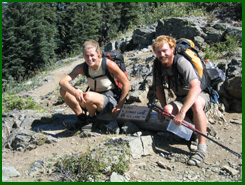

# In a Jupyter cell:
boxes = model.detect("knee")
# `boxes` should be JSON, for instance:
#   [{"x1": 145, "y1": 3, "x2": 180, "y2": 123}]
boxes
[
  {"x1": 60, "y1": 88, "x2": 66, "y2": 97},
  {"x1": 83, "y1": 92, "x2": 94, "y2": 103},
  {"x1": 164, "y1": 104, "x2": 174, "y2": 114},
  {"x1": 191, "y1": 99, "x2": 204, "y2": 113}
]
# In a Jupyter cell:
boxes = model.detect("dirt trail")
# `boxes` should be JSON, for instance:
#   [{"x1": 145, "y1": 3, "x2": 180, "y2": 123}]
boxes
[{"x1": 29, "y1": 58, "x2": 84, "y2": 101}]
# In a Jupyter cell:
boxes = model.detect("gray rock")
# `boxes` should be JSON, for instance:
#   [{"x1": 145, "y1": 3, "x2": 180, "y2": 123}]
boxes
[
  {"x1": 105, "y1": 135, "x2": 154, "y2": 159},
  {"x1": 110, "y1": 172, "x2": 127, "y2": 182},
  {"x1": 2, "y1": 166, "x2": 20, "y2": 177},
  {"x1": 105, "y1": 119, "x2": 120, "y2": 134},
  {"x1": 121, "y1": 121, "x2": 140, "y2": 134},
  {"x1": 221, "y1": 165, "x2": 239, "y2": 176}
]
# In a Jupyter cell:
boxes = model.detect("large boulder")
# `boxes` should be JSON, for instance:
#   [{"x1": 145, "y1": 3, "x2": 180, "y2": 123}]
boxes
[
  {"x1": 156, "y1": 17, "x2": 206, "y2": 41},
  {"x1": 132, "y1": 23, "x2": 157, "y2": 49}
]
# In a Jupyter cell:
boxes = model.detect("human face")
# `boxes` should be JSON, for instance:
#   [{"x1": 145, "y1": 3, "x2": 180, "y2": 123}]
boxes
[
  {"x1": 83, "y1": 47, "x2": 100, "y2": 68},
  {"x1": 155, "y1": 43, "x2": 174, "y2": 67}
]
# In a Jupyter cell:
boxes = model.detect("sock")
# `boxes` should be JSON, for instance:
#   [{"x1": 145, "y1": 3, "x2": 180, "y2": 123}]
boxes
[{"x1": 198, "y1": 144, "x2": 207, "y2": 153}]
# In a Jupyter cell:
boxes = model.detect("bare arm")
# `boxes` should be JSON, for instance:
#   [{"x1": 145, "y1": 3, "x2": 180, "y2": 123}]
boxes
[
  {"x1": 59, "y1": 63, "x2": 86, "y2": 102},
  {"x1": 156, "y1": 85, "x2": 167, "y2": 108},
  {"x1": 173, "y1": 78, "x2": 201, "y2": 125},
  {"x1": 107, "y1": 60, "x2": 130, "y2": 116},
  {"x1": 156, "y1": 85, "x2": 167, "y2": 122}
]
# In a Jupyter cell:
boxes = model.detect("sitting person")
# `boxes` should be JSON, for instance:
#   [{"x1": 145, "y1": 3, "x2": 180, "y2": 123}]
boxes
[
  {"x1": 59, "y1": 40, "x2": 130, "y2": 130},
  {"x1": 151, "y1": 35, "x2": 211, "y2": 166}
]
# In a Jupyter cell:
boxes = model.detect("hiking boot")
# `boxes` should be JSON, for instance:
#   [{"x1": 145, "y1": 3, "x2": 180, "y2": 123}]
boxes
[
  {"x1": 187, "y1": 149, "x2": 206, "y2": 166},
  {"x1": 86, "y1": 116, "x2": 99, "y2": 129},
  {"x1": 65, "y1": 114, "x2": 88, "y2": 131}
]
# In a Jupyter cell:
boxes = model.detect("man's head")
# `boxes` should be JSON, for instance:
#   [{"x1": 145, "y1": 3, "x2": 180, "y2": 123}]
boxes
[
  {"x1": 83, "y1": 40, "x2": 102, "y2": 67},
  {"x1": 152, "y1": 35, "x2": 176, "y2": 67}
]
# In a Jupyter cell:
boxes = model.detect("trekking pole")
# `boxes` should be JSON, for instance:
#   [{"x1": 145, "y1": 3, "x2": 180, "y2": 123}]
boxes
[{"x1": 147, "y1": 103, "x2": 242, "y2": 159}]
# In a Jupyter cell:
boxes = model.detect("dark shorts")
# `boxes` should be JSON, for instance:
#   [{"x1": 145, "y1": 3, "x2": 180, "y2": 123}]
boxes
[{"x1": 97, "y1": 90, "x2": 118, "y2": 121}]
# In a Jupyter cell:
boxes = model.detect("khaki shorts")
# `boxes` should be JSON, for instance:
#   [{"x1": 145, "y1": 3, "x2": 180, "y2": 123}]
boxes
[{"x1": 173, "y1": 91, "x2": 211, "y2": 113}]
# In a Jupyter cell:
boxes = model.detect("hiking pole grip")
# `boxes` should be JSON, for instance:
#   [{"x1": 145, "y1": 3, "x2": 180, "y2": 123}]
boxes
[{"x1": 148, "y1": 103, "x2": 242, "y2": 159}]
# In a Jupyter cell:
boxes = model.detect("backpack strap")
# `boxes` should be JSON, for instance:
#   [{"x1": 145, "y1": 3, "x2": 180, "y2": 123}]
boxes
[
  {"x1": 83, "y1": 59, "x2": 108, "y2": 92},
  {"x1": 83, "y1": 62, "x2": 89, "y2": 77}
]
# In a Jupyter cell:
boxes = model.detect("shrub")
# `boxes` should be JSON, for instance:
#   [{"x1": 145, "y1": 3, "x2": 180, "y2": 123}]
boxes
[
  {"x1": 204, "y1": 35, "x2": 240, "y2": 60},
  {"x1": 2, "y1": 94, "x2": 44, "y2": 113},
  {"x1": 52, "y1": 143, "x2": 130, "y2": 182}
]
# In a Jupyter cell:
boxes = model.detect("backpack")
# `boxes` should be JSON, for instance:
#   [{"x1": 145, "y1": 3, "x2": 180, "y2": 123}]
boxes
[
  {"x1": 174, "y1": 39, "x2": 225, "y2": 89},
  {"x1": 83, "y1": 50, "x2": 128, "y2": 101},
  {"x1": 174, "y1": 38, "x2": 223, "y2": 103},
  {"x1": 174, "y1": 38, "x2": 211, "y2": 90}
]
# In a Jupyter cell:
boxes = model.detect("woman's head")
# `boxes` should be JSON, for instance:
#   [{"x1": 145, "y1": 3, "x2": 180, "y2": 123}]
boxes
[
  {"x1": 83, "y1": 40, "x2": 102, "y2": 58},
  {"x1": 83, "y1": 40, "x2": 102, "y2": 67}
]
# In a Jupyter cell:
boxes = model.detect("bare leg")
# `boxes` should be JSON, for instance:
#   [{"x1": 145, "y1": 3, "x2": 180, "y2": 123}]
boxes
[
  {"x1": 191, "y1": 97, "x2": 207, "y2": 145},
  {"x1": 82, "y1": 92, "x2": 105, "y2": 117},
  {"x1": 60, "y1": 88, "x2": 83, "y2": 116}
]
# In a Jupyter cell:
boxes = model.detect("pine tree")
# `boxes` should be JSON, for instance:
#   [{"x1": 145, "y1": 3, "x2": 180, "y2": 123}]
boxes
[
  {"x1": 81, "y1": 2, "x2": 101, "y2": 43},
  {"x1": 99, "y1": 2, "x2": 120, "y2": 45},
  {"x1": 54, "y1": 2, "x2": 73, "y2": 57},
  {"x1": 2, "y1": 2, "x2": 57, "y2": 82},
  {"x1": 118, "y1": 2, "x2": 141, "y2": 32}
]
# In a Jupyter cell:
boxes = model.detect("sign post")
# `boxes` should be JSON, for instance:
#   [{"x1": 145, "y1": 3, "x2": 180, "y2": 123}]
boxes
[{"x1": 118, "y1": 105, "x2": 151, "y2": 122}]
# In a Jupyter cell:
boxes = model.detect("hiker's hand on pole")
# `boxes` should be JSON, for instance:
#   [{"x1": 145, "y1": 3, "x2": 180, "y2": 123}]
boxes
[
  {"x1": 75, "y1": 89, "x2": 86, "y2": 103},
  {"x1": 173, "y1": 111, "x2": 186, "y2": 126}
]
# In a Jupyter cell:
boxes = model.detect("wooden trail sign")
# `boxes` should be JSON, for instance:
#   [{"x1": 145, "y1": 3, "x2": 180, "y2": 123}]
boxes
[{"x1": 118, "y1": 105, "x2": 151, "y2": 122}]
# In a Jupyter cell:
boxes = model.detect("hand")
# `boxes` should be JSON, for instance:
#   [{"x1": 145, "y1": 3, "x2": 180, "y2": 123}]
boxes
[
  {"x1": 173, "y1": 111, "x2": 186, "y2": 126},
  {"x1": 75, "y1": 89, "x2": 86, "y2": 103},
  {"x1": 112, "y1": 106, "x2": 121, "y2": 118}
]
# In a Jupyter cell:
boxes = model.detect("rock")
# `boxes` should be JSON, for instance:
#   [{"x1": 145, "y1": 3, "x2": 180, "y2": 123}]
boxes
[
  {"x1": 2, "y1": 166, "x2": 20, "y2": 177},
  {"x1": 105, "y1": 135, "x2": 154, "y2": 159},
  {"x1": 156, "y1": 17, "x2": 206, "y2": 41},
  {"x1": 207, "y1": 125, "x2": 217, "y2": 137},
  {"x1": 229, "y1": 118, "x2": 242, "y2": 125},
  {"x1": 105, "y1": 119, "x2": 120, "y2": 134},
  {"x1": 28, "y1": 160, "x2": 45, "y2": 176},
  {"x1": 132, "y1": 24, "x2": 156, "y2": 49},
  {"x1": 221, "y1": 165, "x2": 239, "y2": 176},
  {"x1": 121, "y1": 121, "x2": 141, "y2": 134},
  {"x1": 224, "y1": 58, "x2": 242, "y2": 99},
  {"x1": 110, "y1": 172, "x2": 127, "y2": 182}
]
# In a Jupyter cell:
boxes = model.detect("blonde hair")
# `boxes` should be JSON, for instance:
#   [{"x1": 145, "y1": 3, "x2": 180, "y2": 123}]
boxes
[
  {"x1": 83, "y1": 40, "x2": 102, "y2": 58},
  {"x1": 152, "y1": 35, "x2": 176, "y2": 53}
]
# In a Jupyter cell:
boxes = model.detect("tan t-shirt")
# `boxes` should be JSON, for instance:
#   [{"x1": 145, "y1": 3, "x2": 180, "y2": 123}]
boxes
[{"x1": 153, "y1": 55, "x2": 199, "y2": 97}]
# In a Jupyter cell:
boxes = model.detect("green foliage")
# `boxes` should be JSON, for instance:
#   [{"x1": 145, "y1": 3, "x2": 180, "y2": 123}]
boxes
[
  {"x1": 52, "y1": 143, "x2": 130, "y2": 182},
  {"x1": 2, "y1": 2, "x2": 57, "y2": 82},
  {"x1": 141, "y1": 2, "x2": 204, "y2": 25},
  {"x1": 2, "y1": 94, "x2": 44, "y2": 113},
  {"x1": 194, "y1": 2, "x2": 242, "y2": 20},
  {"x1": 204, "y1": 35, "x2": 241, "y2": 61}
]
